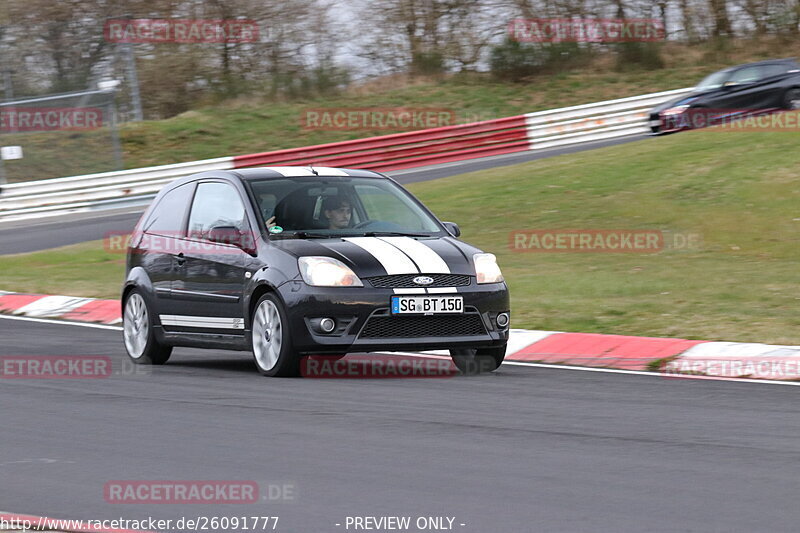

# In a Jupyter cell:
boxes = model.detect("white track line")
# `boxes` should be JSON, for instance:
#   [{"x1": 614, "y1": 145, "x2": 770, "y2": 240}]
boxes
[
  {"x1": 3, "y1": 314, "x2": 798, "y2": 387},
  {"x1": 0, "y1": 313, "x2": 123, "y2": 331},
  {"x1": 377, "y1": 351, "x2": 800, "y2": 387}
]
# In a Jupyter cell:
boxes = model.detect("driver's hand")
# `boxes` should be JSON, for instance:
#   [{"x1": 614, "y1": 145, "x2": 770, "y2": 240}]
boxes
[{"x1": 266, "y1": 216, "x2": 276, "y2": 229}]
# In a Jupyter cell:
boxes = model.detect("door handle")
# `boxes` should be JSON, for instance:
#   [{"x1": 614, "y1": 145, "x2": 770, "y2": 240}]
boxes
[{"x1": 175, "y1": 253, "x2": 186, "y2": 266}]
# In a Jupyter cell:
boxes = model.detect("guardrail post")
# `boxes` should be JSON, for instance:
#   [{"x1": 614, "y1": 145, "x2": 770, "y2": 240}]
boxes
[{"x1": 0, "y1": 157, "x2": 6, "y2": 192}]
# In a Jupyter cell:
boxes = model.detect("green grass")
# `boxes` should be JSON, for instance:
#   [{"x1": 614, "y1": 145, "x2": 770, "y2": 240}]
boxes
[
  {"x1": 5, "y1": 37, "x2": 796, "y2": 182},
  {"x1": 410, "y1": 125, "x2": 800, "y2": 344},
  {"x1": 3, "y1": 124, "x2": 800, "y2": 344},
  {"x1": 0, "y1": 241, "x2": 125, "y2": 300}
]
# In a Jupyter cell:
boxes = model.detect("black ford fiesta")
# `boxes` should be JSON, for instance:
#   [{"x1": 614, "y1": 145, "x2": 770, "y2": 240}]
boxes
[{"x1": 122, "y1": 166, "x2": 510, "y2": 376}]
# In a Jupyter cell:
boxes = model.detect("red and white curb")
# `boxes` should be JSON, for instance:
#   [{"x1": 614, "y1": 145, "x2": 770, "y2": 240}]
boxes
[
  {"x1": 0, "y1": 292, "x2": 121, "y2": 325},
  {"x1": 1, "y1": 291, "x2": 799, "y2": 381}
]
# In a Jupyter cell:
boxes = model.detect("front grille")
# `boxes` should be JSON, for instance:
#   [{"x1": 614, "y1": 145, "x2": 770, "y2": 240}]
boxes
[
  {"x1": 366, "y1": 274, "x2": 471, "y2": 289},
  {"x1": 359, "y1": 312, "x2": 487, "y2": 339}
]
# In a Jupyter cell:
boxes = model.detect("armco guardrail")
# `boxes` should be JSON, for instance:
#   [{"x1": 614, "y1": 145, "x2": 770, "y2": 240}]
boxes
[
  {"x1": 232, "y1": 115, "x2": 530, "y2": 172},
  {"x1": 0, "y1": 87, "x2": 692, "y2": 222}
]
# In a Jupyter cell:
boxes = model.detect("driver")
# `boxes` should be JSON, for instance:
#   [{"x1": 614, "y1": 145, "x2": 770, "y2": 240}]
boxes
[
  {"x1": 265, "y1": 194, "x2": 353, "y2": 231},
  {"x1": 322, "y1": 195, "x2": 352, "y2": 230}
]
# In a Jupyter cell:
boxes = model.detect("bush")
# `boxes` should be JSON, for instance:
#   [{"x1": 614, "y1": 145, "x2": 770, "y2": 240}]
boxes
[
  {"x1": 489, "y1": 38, "x2": 542, "y2": 81},
  {"x1": 411, "y1": 51, "x2": 446, "y2": 76},
  {"x1": 615, "y1": 42, "x2": 665, "y2": 71},
  {"x1": 490, "y1": 38, "x2": 595, "y2": 81}
]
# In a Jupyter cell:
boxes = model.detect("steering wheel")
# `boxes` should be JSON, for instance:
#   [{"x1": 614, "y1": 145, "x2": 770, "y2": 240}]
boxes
[{"x1": 353, "y1": 220, "x2": 376, "y2": 229}]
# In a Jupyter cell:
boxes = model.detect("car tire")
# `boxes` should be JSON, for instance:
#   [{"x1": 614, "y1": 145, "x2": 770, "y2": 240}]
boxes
[
  {"x1": 123, "y1": 290, "x2": 172, "y2": 365},
  {"x1": 251, "y1": 293, "x2": 300, "y2": 377},
  {"x1": 450, "y1": 345, "x2": 506, "y2": 375},
  {"x1": 783, "y1": 88, "x2": 800, "y2": 110}
]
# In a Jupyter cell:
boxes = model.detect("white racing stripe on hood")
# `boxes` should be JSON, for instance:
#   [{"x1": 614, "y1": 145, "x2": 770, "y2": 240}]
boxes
[
  {"x1": 378, "y1": 237, "x2": 450, "y2": 273},
  {"x1": 343, "y1": 237, "x2": 419, "y2": 274}
]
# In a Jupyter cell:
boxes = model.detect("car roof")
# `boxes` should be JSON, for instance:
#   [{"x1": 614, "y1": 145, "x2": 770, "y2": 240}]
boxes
[
  {"x1": 163, "y1": 167, "x2": 389, "y2": 192},
  {"x1": 232, "y1": 167, "x2": 386, "y2": 180}
]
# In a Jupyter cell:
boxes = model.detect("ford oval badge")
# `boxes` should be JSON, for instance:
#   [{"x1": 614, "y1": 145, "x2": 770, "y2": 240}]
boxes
[{"x1": 413, "y1": 276, "x2": 434, "y2": 286}]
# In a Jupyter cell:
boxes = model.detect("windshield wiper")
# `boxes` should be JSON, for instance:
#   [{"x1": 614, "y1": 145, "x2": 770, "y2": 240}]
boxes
[
  {"x1": 272, "y1": 231, "x2": 343, "y2": 239},
  {"x1": 360, "y1": 231, "x2": 432, "y2": 238}
]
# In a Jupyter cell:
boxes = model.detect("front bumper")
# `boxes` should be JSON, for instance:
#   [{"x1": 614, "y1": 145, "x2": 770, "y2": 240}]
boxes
[
  {"x1": 649, "y1": 114, "x2": 684, "y2": 134},
  {"x1": 276, "y1": 279, "x2": 510, "y2": 354}
]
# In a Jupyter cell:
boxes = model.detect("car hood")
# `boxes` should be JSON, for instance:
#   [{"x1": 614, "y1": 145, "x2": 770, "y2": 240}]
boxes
[{"x1": 270, "y1": 235, "x2": 481, "y2": 278}]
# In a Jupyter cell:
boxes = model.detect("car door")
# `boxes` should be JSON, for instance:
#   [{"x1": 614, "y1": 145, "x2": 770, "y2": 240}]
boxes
[
  {"x1": 711, "y1": 66, "x2": 772, "y2": 111},
  {"x1": 759, "y1": 63, "x2": 796, "y2": 107},
  {"x1": 167, "y1": 180, "x2": 251, "y2": 334},
  {"x1": 136, "y1": 182, "x2": 195, "y2": 315}
]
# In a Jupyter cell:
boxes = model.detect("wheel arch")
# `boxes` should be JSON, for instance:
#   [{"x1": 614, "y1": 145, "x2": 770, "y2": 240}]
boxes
[
  {"x1": 121, "y1": 266, "x2": 155, "y2": 314},
  {"x1": 247, "y1": 282, "x2": 283, "y2": 328}
]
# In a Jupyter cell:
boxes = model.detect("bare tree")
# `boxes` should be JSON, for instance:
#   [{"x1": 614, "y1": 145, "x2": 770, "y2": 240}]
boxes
[
  {"x1": 357, "y1": 0, "x2": 507, "y2": 75},
  {"x1": 709, "y1": 0, "x2": 733, "y2": 36}
]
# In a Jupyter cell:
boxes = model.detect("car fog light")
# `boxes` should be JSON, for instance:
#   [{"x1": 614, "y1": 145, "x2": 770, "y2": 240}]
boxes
[
  {"x1": 496, "y1": 313, "x2": 510, "y2": 328},
  {"x1": 319, "y1": 317, "x2": 336, "y2": 333}
]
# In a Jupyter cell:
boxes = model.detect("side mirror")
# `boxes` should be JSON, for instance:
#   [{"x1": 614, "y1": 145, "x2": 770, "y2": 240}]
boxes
[
  {"x1": 442, "y1": 221, "x2": 461, "y2": 237},
  {"x1": 207, "y1": 226, "x2": 258, "y2": 255}
]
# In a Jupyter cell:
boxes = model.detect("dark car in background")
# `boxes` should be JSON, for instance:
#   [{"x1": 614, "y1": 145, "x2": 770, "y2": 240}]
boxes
[
  {"x1": 649, "y1": 58, "x2": 800, "y2": 134},
  {"x1": 121, "y1": 167, "x2": 510, "y2": 377}
]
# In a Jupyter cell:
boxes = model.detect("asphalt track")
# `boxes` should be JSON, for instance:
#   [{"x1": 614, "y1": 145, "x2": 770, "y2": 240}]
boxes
[
  {"x1": 4, "y1": 132, "x2": 799, "y2": 532},
  {"x1": 0, "y1": 134, "x2": 648, "y2": 255},
  {"x1": 1, "y1": 316, "x2": 799, "y2": 533}
]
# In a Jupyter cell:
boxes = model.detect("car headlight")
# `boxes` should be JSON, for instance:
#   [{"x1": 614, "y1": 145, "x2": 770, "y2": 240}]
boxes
[
  {"x1": 474, "y1": 253, "x2": 504, "y2": 284},
  {"x1": 661, "y1": 105, "x2": 690, "y2": 115},
  {"x1": 298, "y1": 256, "x2": 363, "y2": 287}
]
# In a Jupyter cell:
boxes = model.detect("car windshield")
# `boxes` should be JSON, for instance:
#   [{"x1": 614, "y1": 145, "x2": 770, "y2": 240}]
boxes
[
  {"x1": 248, "y1": 176, "x2": 444, "y2": 237},
  {"x1": 696, "y1": 70, "x2": 730, "y2": 91}
]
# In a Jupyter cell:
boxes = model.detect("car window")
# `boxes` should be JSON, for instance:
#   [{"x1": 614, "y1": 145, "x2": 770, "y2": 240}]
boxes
[
  {"x1": 762, "y1": 64, "x2": 789, "y2": 78},
  {"x1": 187, "y1": 182, "x2": 248, "y2": 239},
  {"x1": 696, "y1": 70, "x2": 730, "y2": 90},
  {"x1": 728, "y1": 66, "x2": 761, "y2": 84},
  {"x1": 356, "y1": 184, "x2": 425, "y2": 230},
  {"x1": 249, "y1": 177, "x2": 442, "y2": 236},
  {"x1": 256, "y1": 192, "x2": 277, "y2": 220},
  {"x1": 144, "y1": 183, "x2": 195, "y2": 236}
]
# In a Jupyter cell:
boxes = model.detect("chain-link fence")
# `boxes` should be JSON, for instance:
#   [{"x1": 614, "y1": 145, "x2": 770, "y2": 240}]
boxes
[{"x1": 0, "y1": 89, "x2": 123, "y2": 184}]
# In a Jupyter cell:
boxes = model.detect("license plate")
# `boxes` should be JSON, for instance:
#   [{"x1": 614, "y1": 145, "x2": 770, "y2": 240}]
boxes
[{"x1": 391, "y1": 295, "x2": 463, "y2": 314}]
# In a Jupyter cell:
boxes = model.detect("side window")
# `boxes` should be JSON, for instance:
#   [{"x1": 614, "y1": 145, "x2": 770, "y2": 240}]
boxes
[
  {"x1": 728, "y1": 66, "x2": 761, "y2": 84},
  {"x1": 187, "y1": 182, "x2": 248, "y2": 239},
  {"x1": 144, "y1": 184, "x2": 195, "y2": 236},
  {"x1": 763, "y1": 64, "x2": 788, "y2": 78}
]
